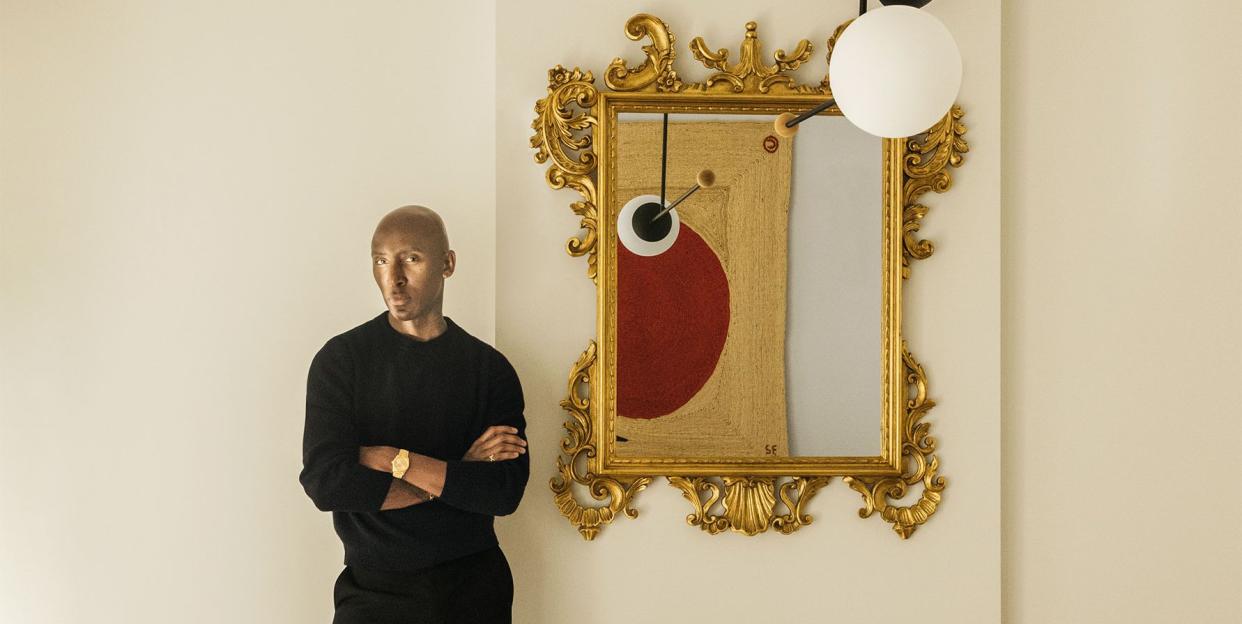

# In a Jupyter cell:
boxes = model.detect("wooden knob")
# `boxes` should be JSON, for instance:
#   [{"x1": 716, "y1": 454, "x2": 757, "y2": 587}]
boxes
[
  {"x1": 696, "y1": 169, "x2": 716, "y2": 188},
  {"x1": 773, "y1": 112, "x2": 799, "y2": 138}
]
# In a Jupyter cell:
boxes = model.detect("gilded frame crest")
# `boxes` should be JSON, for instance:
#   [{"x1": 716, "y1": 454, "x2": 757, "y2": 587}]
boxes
[{"x1": 531, "y1": 14, "x2": 968, "y2": 539}]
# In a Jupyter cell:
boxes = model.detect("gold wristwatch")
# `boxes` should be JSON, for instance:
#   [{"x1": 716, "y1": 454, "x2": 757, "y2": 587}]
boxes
[{"x1": 390, "y1": 449, "x2": 410, "y2": 479}]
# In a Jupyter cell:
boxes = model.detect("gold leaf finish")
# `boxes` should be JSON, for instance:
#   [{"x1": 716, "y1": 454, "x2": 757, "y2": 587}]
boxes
[
  {"x1": 687, "y1": 21, "x2": 824, "y2": 94},
  {"x1": 721, "y1": 477, "x2": 777, "y2": 536},
  {"x1": 668, "y1": 477, "x2": 729, "y2": 534},
  {"x1": 773, "y1": 477, "x2": 833, "y2": 534},
  {"x1": 533, "y1": 14, "x2": 969, "y2": 540},
  {"x1": 667, "y1": 476, "x2": 831, "y2": 535},
  {"x1": 818, "y1": 18, "x2": 855, "y2": 93},
  {"x1": 530, "y1": 66, "x2": 601, "y2": 280},
  {"x1": 901, "y1": 105, "x2": 969, "y2": 278},
  {"x1": 604, "y1": 14, "x2": 682, "y2": 93},
  {"x1": 549, "y1": 342, "x2": 652, "y2": 540},
  {"x1": 844, "y1": 343, "x2": 946, "y2": 538}
]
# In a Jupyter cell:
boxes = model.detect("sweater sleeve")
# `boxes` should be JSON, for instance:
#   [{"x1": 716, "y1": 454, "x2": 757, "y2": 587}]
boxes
[
  {"x1": 299, "y1": 336, "x2": 393, "y2": 512},
  {"x1": 438, "y1": 352, "x2": 530, "y2": 516}
]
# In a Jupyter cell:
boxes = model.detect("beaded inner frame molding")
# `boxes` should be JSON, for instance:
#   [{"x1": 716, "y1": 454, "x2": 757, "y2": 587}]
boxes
[{"x1": 530, "y1": 13, "x2": 968, "y2": 539}]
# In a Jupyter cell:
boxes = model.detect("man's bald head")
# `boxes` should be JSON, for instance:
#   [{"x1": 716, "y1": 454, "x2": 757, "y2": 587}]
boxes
[
  {"x1": 372, "y1": 205, "x2": 450, "y2": 257},
  {"x1": 370, "y1": 205, "x2": 456, "y2": 328}
]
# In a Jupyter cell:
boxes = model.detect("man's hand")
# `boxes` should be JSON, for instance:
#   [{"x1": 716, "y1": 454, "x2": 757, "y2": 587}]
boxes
[
  {"x1": 359, "y1": 445, "x2": 400, "y2": 473},
  {"x1": 463, "y1": 426, "x2": 527, "y2": 462}
]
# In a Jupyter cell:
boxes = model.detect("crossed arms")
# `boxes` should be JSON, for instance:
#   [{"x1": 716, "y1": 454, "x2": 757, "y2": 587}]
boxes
[
  {"x1": 357, "y1": 426, "x2": 528, "y2": 511},
  {"x1": 299, "y1": 337, "x2": 530, "y2": 517}
]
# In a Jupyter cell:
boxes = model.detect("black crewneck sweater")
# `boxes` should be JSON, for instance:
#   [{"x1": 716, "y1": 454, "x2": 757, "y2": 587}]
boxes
[{"x1": 299, "y1": 313, "x2": 528, "y2": 571}]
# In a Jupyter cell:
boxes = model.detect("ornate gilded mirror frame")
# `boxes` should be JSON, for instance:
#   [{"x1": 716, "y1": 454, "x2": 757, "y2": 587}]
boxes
[{"x1": 530, "y1": 14, "x2": 968, "y2": 540}]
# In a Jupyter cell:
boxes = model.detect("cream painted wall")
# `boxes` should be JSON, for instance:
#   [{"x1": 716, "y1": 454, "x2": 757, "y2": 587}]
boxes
[
  {"x1": 1001, "y1": 1, "x2": 1242, "y2": 622},
  {"x1": 495, "y1": 1, "x2": 1000, "y2": 623},
  {"x1": 0, "y1": 2, "x2": 494, "y2": 622},
  {"x1": 6, "y1": 1, "x2": 1235, "y2": 623}
]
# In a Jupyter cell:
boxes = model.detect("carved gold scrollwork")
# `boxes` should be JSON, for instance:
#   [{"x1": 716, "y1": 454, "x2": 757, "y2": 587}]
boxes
[
  {"x1": 844, "y1": 343, "x2": 945, "y2": 538},
  {"x1": 549, "y1": 342, "x2": 652, "y2": 540},
  {"x1": 667, "y1": 477, "x2": 729, "y2": 534},
  {"x1": 667, "y1": 476, "x2": 832, "y2": 536},
  {"x1": 818, "y1": 18, "x2": 855, "y2": 94},
  {"x1": 605, "y1": 13, "x2": 682, "y2": 93},
  {"x1": 535, "y1": 14, "x2": 966, "y2": 541},
  {"x1": 773, "y1": 477, "x2": 834, "y2": 534},
  {"x1": 901, "y1": 105, "x2": 969, "y2": 278},
  {"x1": 530, "y1": 66, "x2": 601, "y2": 281},
  {"x1": 687, "y1": 21, "x2": 824, "y2": 94}
]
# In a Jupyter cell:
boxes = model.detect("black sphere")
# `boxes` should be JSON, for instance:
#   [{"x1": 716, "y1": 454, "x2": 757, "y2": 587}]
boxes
[{"x1": 632, "y1": 201, "x2": 673, "y2": 243}]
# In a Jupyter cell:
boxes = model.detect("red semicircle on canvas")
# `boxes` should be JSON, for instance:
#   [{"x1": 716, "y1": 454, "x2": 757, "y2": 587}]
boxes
[{"x1": 617, "y1": 223, "x2": 730, "y2": 419}]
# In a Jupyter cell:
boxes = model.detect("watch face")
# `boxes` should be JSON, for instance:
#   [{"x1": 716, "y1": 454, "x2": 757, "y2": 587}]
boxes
[{"x1": 392, "y1": 456, "x2": 409, "y2": 472}]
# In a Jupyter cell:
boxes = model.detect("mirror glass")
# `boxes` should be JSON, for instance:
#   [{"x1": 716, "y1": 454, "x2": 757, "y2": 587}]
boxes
[{"x1": 611, "y1": 111, "x2": 882, "y2": 459}]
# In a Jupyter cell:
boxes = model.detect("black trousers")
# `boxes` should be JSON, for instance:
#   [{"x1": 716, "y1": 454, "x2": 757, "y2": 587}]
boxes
[{"x1": 332, "y1": 545, "x2": 513, "y2": 624}]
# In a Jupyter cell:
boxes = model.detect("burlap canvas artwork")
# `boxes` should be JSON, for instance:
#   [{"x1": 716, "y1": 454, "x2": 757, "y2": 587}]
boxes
[{"x1": 614, "y1": 120, "x2": 794, "y2": 458}]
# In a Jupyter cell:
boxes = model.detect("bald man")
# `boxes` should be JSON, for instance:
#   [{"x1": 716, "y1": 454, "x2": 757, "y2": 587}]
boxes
[{"x1": 300, "y1": 206, "x2": 529, "y2": 623}]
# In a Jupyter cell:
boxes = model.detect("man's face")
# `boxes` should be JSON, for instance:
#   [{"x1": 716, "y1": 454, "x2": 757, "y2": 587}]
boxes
[{"x1": 371, "y1": 225, "x2": 455, "y2": 322}]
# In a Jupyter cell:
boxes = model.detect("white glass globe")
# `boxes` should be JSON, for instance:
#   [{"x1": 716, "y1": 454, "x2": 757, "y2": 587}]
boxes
[{"x1": 828, "y1": 5, "x2": 962, "y2": 138}]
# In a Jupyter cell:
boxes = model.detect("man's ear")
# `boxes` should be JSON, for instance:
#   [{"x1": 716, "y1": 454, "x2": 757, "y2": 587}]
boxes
[{"x1": 443, "y1": 250, "x2": 456, "y2": 278}]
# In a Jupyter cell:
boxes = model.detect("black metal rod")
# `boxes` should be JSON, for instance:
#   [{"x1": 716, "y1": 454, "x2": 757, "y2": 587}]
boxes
[
  {"x1": 659, "y1": 113, "x2": 668, "y2": 207},
  {"x1": 859, "y1": 0, "x2": 867, "y2": 16},
  {"x1": 651, "y1": 185, "x2": 701, "y2": 222},
  {"x1": 784, "y1": 98, "x2": 837, "y2": 128}
]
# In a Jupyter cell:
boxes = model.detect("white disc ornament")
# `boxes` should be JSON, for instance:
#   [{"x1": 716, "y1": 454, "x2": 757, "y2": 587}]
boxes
[{"x1": 617, "y1": 194, "x2": 679, "y2": 257}]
